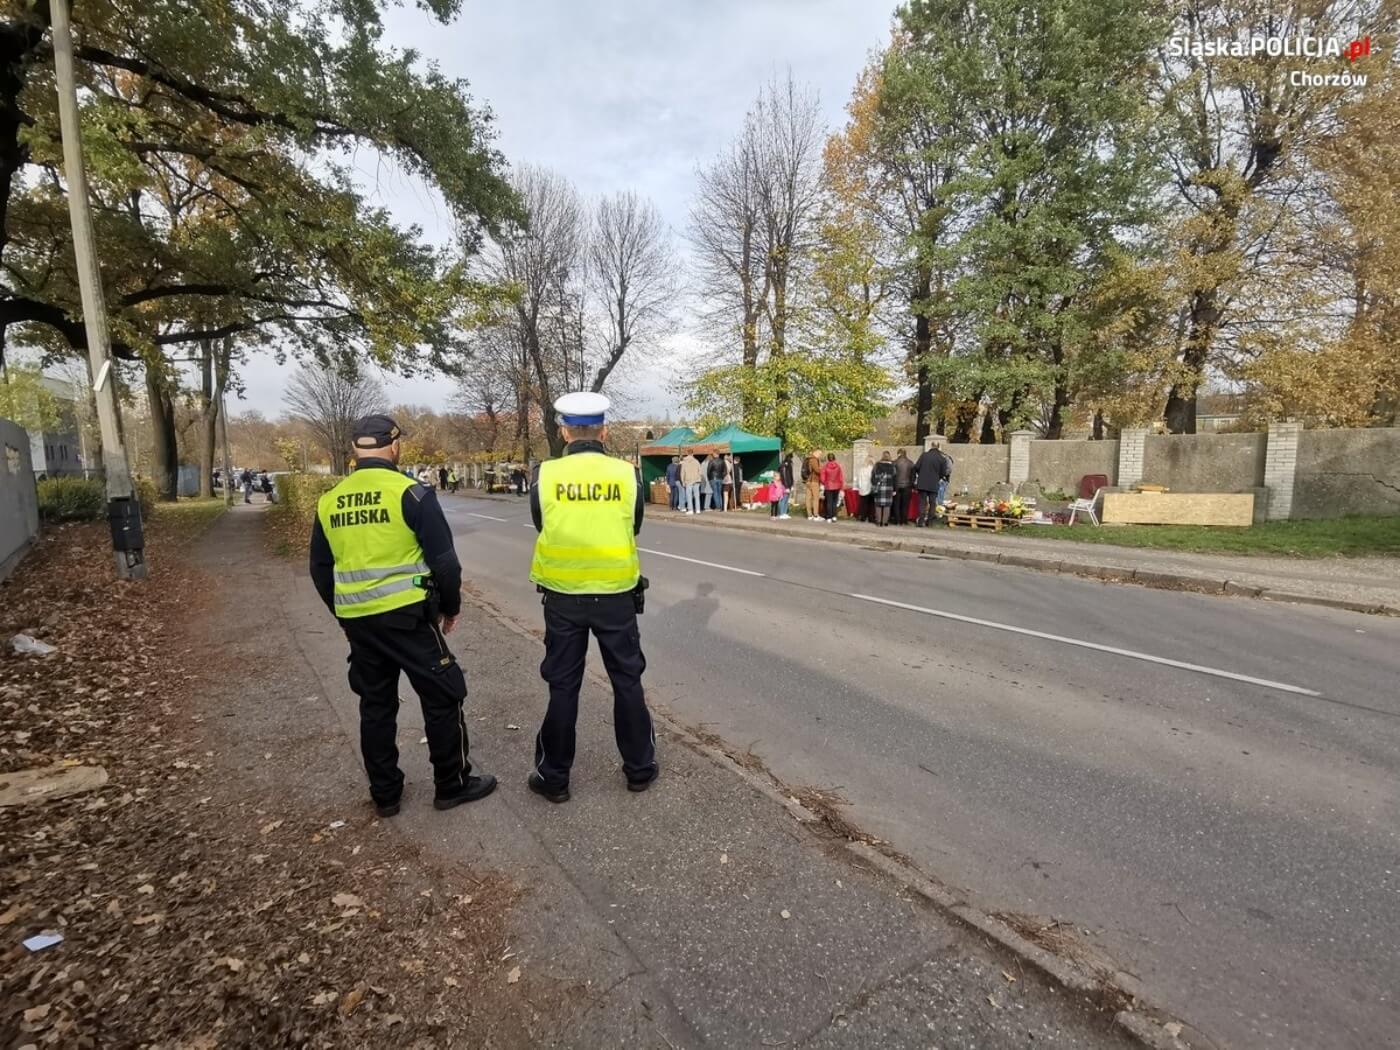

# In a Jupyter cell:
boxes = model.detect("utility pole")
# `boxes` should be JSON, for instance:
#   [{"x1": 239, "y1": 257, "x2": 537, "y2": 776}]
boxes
[{"x1": 49, "y1": 0, "x2": 146, "y2": 579}]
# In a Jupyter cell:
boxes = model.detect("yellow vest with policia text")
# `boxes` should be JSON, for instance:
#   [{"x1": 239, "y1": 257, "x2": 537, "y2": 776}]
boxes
[
  {"x1": 316, "y1": 467, "x2": 429, "y2": 618},
  {"x1": 530, "y1": 452, "x2": 640, "y2": 595}
]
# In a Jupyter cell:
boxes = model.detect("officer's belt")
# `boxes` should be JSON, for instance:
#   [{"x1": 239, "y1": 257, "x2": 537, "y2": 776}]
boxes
[{"x1": 333, "y1": 561, "x2": 429, "y2": 584}]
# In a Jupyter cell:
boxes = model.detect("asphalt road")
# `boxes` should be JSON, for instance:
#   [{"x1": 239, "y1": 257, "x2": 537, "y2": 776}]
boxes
[{"x1": 444, "y1": 493, "x2": 1400, "y2": 1050}]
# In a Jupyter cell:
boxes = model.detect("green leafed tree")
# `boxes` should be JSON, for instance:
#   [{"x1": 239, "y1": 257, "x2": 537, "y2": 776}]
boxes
[
  {"x1": 684, "y1": 354, "x2": 891, "y2": 453},
  {"x1": 895, "y1": 0, "x2": 1166, "y2": 441},
  {"x1": 0, "y1": 0, "x2": 521, "y2": 495}
]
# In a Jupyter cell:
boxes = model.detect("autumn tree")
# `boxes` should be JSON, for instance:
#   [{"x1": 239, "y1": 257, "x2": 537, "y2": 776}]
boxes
[
  {"x1": 475, "y1": 166, "x2": 673, "y2": 457},
  {"x1": 282, "y1": 364, "x2": 386, "y2": 474},
  {"x1": 0, "y1": 0, "x2": 520, "y2": 492},
  {"x1": 1242, "y1": 58, "x2": 1400, "y2": 426},
  {"x1": 1150, "y1": 0, "x2": 1393, "y2": 432}
]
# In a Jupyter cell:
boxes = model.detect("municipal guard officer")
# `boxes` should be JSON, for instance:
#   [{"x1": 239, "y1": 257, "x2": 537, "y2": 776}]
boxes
[
  {"x1": 309, "y1": 414, "x2": 496, "y2": 817},
  {"x1": 526, "y1": 392, "x2": 659, "y2": 803}
]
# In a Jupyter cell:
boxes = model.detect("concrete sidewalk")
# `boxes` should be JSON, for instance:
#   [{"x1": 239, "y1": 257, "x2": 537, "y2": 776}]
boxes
[
  {"x1": 199, "y1": 503, "x2": 1165, "y2": 1048},
  {"x1": 638, "y1": 503, "x2": 1400, "y2": 615}
]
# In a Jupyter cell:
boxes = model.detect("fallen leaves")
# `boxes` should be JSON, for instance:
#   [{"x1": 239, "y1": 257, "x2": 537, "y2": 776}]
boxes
[
  {"x1": 332, "y1": 892, "x2": 364, "y2": 910},
  {"x1": 506, "y1": 966, "x2": 521, "y2": 985},
  {"x1": 340, "y1": 985, "x2": 366, "y2": 1016}
]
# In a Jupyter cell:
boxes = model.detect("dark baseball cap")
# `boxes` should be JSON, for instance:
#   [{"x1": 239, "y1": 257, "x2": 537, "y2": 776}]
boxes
[{"x1": 352, "y1": 414, "x2": 403, "y2": 449}]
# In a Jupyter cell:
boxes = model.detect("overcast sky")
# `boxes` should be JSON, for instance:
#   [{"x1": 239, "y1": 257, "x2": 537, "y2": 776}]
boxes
[{"x1": 237, "y1": 0, "x2": 897, "y2": 420}]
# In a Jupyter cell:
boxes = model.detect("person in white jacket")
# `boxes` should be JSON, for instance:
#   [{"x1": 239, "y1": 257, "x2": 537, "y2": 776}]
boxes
[{"x1": 856, "y1": 456, "x2": 874, "y2": 523}]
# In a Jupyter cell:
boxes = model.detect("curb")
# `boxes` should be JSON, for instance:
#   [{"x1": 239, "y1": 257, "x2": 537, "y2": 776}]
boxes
[
  {"x1": 463, "y1": 580, "x2": 1202, "y2": 1050},
  {"x1": 654, "y1": 511, "x2": 1399, "y2": 617}
]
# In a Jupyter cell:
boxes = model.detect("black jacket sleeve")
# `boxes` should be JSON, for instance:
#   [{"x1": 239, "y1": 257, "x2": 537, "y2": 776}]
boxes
[
  {"x1": 634, "y1": 468, "x2": 644, "y2": 536},
  {"x1": 403, "y1": 484, "x2": 463, "y2": 618},
  {"x1": 530, "y1": 463, "x2": 543, "y2": 531},
  {"x1": 308, "y1": 517, "x2": 335, "y2": 614}
]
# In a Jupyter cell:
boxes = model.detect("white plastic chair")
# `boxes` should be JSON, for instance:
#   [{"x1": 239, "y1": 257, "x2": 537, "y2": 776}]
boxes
[{"x1": 1066, "y1": 487, "x2": 1103, "y2": 526}]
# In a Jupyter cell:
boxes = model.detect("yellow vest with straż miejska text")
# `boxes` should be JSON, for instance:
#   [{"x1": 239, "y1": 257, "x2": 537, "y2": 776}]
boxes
[
  {"x1": 529, "y1": 452, "x2": 639, "y2": 595},
  {"x1": 317, "y1": 467, "x2": 428, "y2": 618}
]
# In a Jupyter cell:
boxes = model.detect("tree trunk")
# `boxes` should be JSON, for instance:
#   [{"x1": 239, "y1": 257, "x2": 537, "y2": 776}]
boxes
[
  {"x1": 980, "y1": 411, "x2": 998, "y2": 445},
  {"x1": 145, "y1": 364, "x2": 179, "y2": 500},
  {"x1": 911, "y1": 265, "x2": 933, "y2": 443},
  {"x1": 950, "y1": 398, "x2": 980, "y2": 443},
  {"x1": 1044, "y1": 372, "x2": 1070, "y2": 440},
  {"x1": 197, "y1": 337, "x2": 229, "y2": 497}
]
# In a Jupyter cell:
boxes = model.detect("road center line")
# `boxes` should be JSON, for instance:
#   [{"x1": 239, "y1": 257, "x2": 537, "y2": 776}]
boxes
[
  {"x1": 849, "y1": 593, "x2": 1320, "y2": 696},
  {"x1": 466, "y1": 512, "x2": 509, "y2": 522},
  {"x1": 639, "y1": 548, "x2": 766, "y2": 577}
]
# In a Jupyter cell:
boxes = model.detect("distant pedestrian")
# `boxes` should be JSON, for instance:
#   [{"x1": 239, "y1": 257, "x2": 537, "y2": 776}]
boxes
[
  {"x1": 240, "y1": 468, "x2": 253, "y2": 504},
  {"x1": 706, "y1": 454, "x2": 725, "y2": 511},
  {"x1": 804, "y1": 450, "x2": 822, "y2": 520},
  {"x1": 820, "y1": 453, "x2": 844, "y2": 522},
  {"x1": 872, "y1": 451, "x2": 896, "y2": 526},
  {"x1": 913, "y1": 444, "x2": 947, "y2": 527},
  {"x1": 731, "y1": 455, "x2": 744, "y2": 510},
  {"x1": 670, "y1": 457, "x2": 684, "y2": 508},
  {"x1": 893, "y1": 449, "x2": 914, "y2": 525},
  {"x1": 856, "y1": 456, "x2": 874, "y2": 522},
  {"x1": 777, "y1": 453, "x2": 795, "y2": 519},
  {"x1": 259, "y1": 471, "x2": 277, "y2": 504},
  {"x1": 416, "y1": 466, "x2": 432, "y2": 486},
  {"x1": 768, "y1": 469, "x2": 786, "y2": 518},
  {"x1": 679, "y1": 451, "x2": 703, "y2": 513},
  {"x1": 438, "y1": 465, "x2": 449, "y2": 491},
  {"x1": 719, "y1": 453, "x2": 735, "y2": 510},
  {"x1": 513, "y1": 466, "x2": 527, "y2": 496},
  {"x1": 448, "y1": 468, "x2": 459, "y2": 493}
]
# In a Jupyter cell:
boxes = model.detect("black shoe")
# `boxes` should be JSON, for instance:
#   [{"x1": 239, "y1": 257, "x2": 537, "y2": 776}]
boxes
[
  {"x1": 527, "y1": 772, "x2": 570, "y2": 804},
  {"x1": 433, "y1": 774, "x2": 498, "y2": 811},
  {"x1": 626, "y1": 765, "x2": 660, "y2": 793},
  {"x1": 374, "y1": 798, "x2": 401, "y2": 818}
]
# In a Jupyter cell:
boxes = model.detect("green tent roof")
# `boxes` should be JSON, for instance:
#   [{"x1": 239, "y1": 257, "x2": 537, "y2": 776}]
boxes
[
  {"x1": 639, "y1": 426, "x2": 699, "y2": 456},
  {"x1": 693, "y1": 423, "x2": 781, "y2": 453}
]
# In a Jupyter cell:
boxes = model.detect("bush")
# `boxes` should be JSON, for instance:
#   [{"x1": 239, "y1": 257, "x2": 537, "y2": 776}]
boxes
[
  {"x1": 267, "y1": 473, "x2": 341, "y2": 554},
  {"x1": 133, "y1": 477, "x2": 157, "y2": 517},
  {"x1": 37, "y1": 477, "x2": 105, "y2": 521}
]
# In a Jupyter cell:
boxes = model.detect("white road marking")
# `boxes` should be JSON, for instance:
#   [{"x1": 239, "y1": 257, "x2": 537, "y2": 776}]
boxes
[
  {"x1": 848, "y1": 593, "x2": 1321, "y2": 697},
  {"x1": 639, "y1": 548, "x2": 766, "y2": 577},
  {"x1": 467, "y1": 512, "x2": 509, "y2": 522}
]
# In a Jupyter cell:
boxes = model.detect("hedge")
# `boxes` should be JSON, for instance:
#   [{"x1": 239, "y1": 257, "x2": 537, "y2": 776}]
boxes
[
  {"x1": 37, "y1": 477, "x2": 105, "y2": 521},
  {"x1": 38, "y1": 475, "x2": 179, "y2": 522},
  {"x1": 267, "y1": 473, "x2": 341, "y2": 553}
]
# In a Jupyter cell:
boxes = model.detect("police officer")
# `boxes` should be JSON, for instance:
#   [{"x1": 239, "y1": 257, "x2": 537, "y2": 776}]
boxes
[
  {"x1": 526, "y1": 392, "x2": 658, "y2": 803},
  {"x1": 309, "y1": 414, "x2": 496, "y2": 817}
]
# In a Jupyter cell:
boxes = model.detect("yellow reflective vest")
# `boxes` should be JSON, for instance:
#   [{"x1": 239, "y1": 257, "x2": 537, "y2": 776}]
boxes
[
  {"x1": 530, "y1": 452, "x2": 640, "y2": 594},
  {"x1": 316, "y1": 466, "x2": 429, "y2": 618}
]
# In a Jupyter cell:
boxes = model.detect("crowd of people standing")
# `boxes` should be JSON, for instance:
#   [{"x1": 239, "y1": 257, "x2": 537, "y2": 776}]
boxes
[
  {"x1": 663, "y1": 444, "x2": 954, "y2": 527},
  {"x1": 666, "y1": 451, "x2": 749, "y2": 513}
]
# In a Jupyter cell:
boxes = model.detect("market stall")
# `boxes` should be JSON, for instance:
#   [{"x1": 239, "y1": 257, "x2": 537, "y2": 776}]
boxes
[
  {"x1": 687, "y1": 423, "x2": 782, "y2": 505},
  {"x1": 639, "y1": 426, "x2": 700, "y2": 503}
]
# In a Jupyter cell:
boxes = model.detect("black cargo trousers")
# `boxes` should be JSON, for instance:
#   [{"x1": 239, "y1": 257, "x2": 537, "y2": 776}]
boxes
[
  {"x1": 533, "y1": 590, "x2": 657, "y2": 791},
  {"x1": 341, "y1": 601, "x2": 471, "y2": 807}
]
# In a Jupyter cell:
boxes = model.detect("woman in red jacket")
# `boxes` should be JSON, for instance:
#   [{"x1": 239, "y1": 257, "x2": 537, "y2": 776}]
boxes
[{"x1": 819, "y1": 453, "x2": 844, "y2": 522}]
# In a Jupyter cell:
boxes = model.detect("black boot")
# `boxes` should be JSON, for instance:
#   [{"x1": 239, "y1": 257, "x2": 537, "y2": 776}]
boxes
[{"x1": 433, "y1": 774, "x2": 498, "y2": 810}]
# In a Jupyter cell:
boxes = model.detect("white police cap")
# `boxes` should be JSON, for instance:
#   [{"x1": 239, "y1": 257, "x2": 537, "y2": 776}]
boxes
[{"x1": 554, "y1": 391, "x2": 610, "y2": 426}]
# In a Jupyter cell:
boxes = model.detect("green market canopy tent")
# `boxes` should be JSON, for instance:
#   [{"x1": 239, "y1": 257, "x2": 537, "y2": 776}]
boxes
[
  {"x1": 639, "y1": 427, "x2": 700, "y2": 486},
  {"x1": 689, "y1": 423, "x2": 782, "y2": 480}
]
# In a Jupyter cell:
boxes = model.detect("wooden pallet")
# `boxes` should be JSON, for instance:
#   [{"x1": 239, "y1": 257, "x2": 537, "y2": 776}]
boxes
[{"x1": 945, "y1": 513, "x2": 1018, "y2": 532}]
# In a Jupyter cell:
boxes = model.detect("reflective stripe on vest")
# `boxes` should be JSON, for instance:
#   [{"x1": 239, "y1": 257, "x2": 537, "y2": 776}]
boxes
[
  {"x1": 333, "y1": 561, "x2": 429, "y2": 584},
  {"x1": 316, "y1": 467, "x2": 430, "y2": 618},
  {"x1": 529, "y1": 452, "x2": 639, "y2": 595}
]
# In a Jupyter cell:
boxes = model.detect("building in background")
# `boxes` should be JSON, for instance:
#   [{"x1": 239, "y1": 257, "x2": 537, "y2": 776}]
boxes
[{"x1": 28, "y1": 375, "x2": 88, "y2": 478}]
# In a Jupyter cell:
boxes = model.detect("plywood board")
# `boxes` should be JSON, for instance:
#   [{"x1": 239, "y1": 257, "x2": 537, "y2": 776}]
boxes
[{"x1": 1102, "y1": 492, "x2": 1253, "y2": 527}]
